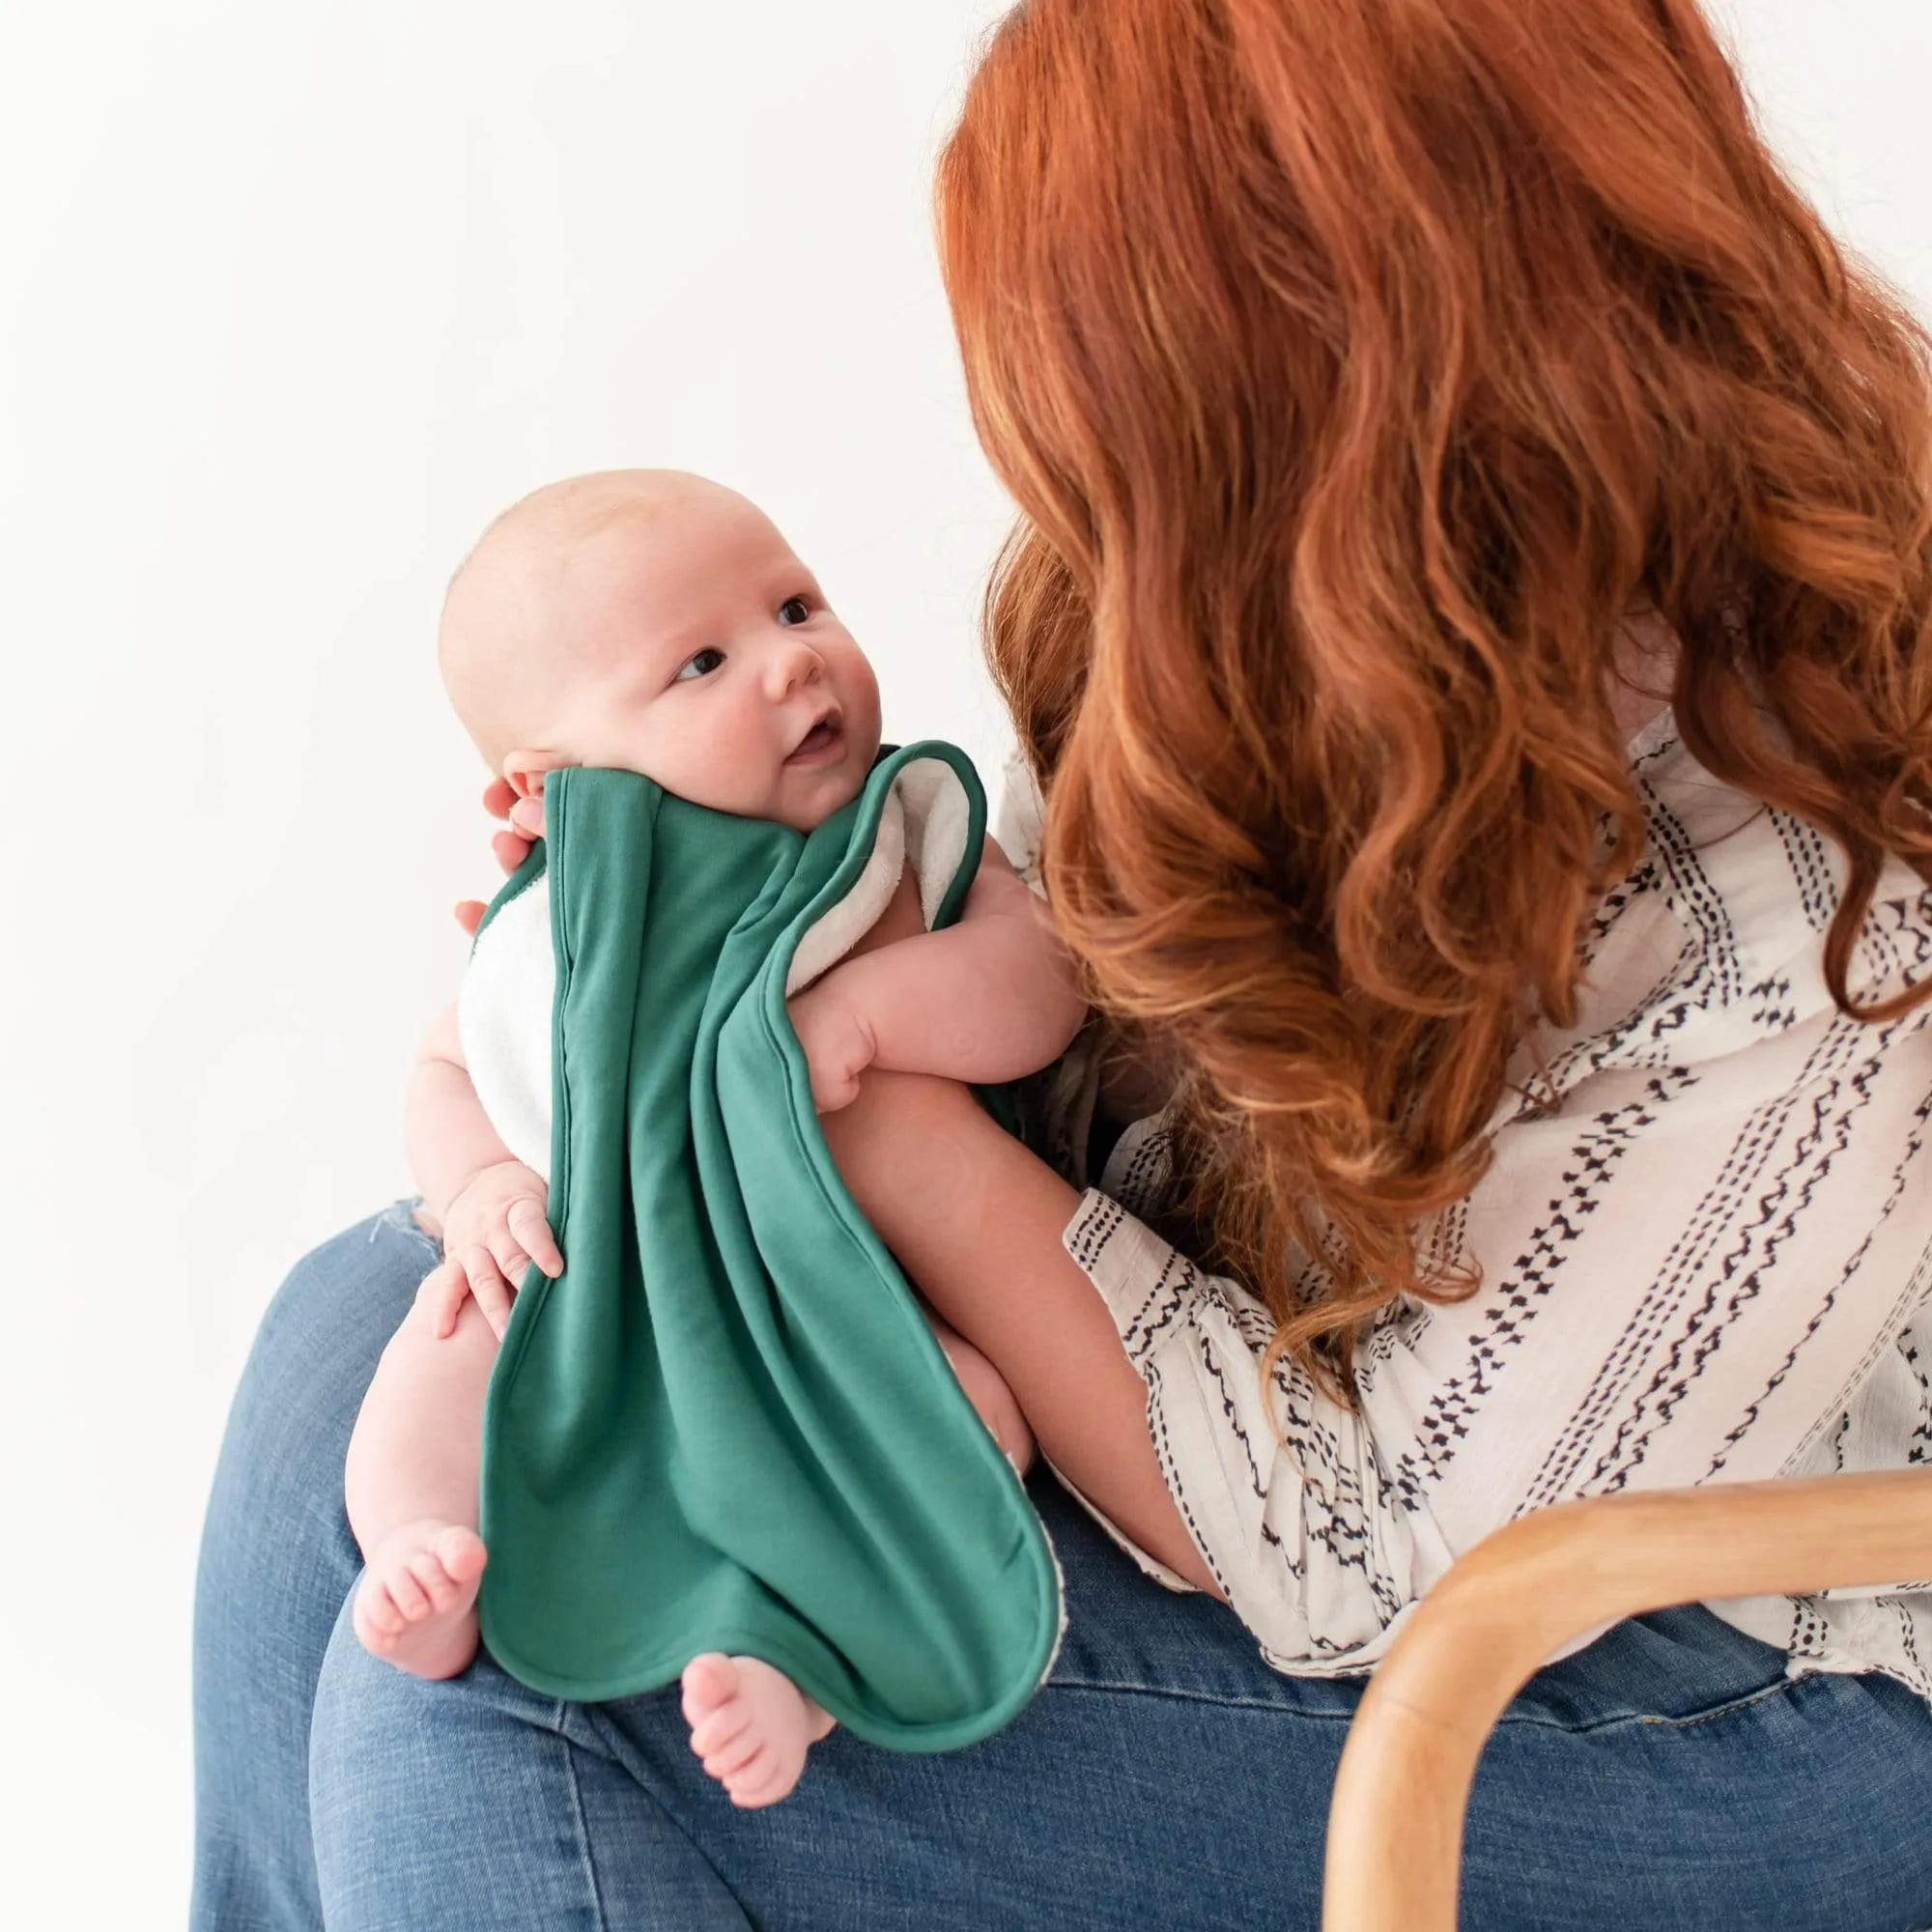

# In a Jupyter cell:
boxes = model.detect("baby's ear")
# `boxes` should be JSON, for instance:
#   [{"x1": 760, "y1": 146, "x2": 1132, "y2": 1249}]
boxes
[{"x1": 499, "y1": 748, "x2": 572, "y2": 804}]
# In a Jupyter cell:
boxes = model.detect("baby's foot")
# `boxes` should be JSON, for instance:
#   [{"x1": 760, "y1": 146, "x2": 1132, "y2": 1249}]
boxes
[
  {"x1": 353, "y1": 1521, "x2": 488, "y2": 1680},
  {"x1": 681, "y1": 1652, "x2": 836, "y2": 1808}
]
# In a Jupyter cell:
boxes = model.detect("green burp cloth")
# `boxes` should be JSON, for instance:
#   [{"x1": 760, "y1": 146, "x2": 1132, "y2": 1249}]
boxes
[{"x1": 473, "y1": 740, "x2": 1065, "y2": 1750}]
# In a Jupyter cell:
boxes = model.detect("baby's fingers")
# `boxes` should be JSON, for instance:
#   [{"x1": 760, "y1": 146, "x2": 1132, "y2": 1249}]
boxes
[
  {"x1": 415, "y1": 1258, "x2": 470, "y2": 1340},
  {"x1": 506, "y1": 1197, "x2": 564, "y2": 1278},
  {"x1": 465, "y1": 1247, "x2": 516, "y2": 1342},
  {"x1": 811, "y1": 1066, "x2": 863, "y2": 1114},
  {"x1": 486, "y1": 1230, "x2": 531, "y2": 1293}
]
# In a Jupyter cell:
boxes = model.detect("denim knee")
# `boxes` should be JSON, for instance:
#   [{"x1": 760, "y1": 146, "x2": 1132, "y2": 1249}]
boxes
[{"x1": 192, "y1": 1202, "x2": 444, "y2": 1932}]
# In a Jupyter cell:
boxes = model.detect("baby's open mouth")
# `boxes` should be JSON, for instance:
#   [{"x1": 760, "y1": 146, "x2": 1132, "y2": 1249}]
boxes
[{"x1": 786, "y1": 717, "x2": 843, "y2": 764}]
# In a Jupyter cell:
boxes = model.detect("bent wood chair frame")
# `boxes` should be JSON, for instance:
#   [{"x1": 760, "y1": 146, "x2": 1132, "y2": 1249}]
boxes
[{"x1": 1321, "y1": 1468, "x2": 1932, "y2": 1930}]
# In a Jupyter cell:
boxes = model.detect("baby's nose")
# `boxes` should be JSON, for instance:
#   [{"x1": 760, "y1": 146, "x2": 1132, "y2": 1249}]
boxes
[{"x1": 769, "y1": 639, "x2": 824, "y2": 695}]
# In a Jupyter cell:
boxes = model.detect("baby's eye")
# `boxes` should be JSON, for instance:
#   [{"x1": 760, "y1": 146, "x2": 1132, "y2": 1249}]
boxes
[
  {"x1": 675, "y1": 647, "x2": 725, "y2": 682},
  {"x1": 778, "y1": 596, "x2": 811, "y2": 627}
]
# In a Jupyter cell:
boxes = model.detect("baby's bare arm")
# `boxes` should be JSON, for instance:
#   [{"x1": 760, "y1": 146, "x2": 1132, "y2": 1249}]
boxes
[
  {"x1": 802, "y1": 841, "x2": 1088, "y2": 1091},
  {"x1": 406, "y1": 1003, "x2": 520, "y2": 1235},
  {"x1": 405, "y1": 1004, "x2": 563, "y2": 1336}
]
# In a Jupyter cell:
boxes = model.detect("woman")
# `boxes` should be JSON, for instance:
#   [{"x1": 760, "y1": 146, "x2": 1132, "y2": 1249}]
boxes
[{"x1": 194, "y1": 1, "x2": 1932, "y2": 1925}]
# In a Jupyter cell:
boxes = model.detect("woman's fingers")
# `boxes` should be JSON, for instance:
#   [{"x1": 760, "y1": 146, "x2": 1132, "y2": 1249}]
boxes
[
  {"x1": 490, "y1": 828, "x2": 531, "y2": 876},
  {"x1": 454, "y1": 831, "x2": 531, "y2": 934},
  {"x1": 507, "y1": 1197, "x2": 564, "y2": 1277}
]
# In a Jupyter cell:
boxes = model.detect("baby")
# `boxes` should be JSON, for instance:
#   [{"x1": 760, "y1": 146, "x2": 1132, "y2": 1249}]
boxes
[{"x1": 346, "y1": 469, "x2": 1088, "y2": 1808}]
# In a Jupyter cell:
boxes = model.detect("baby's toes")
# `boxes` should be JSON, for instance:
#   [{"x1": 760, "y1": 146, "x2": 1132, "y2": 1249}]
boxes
[
  {"x1": 681, "y1": 1652, "x2": 737, "y2": 1723},
  {"x1": 726, "y1": 1749, "x2": 795, "y2": 1808},
  {"x1": 383, "y1": 1564, "x2": 434, "y2": 1622},
  {"x1": 690, "y1": 1704, "x2": 752, "y2": 1759},
  {"x1": 407, "y1": 1549, "x2": 464, "y2": 1614},
  {"x1": 431, "y1": 1525, "x2": 488, "y2": 1586},
  {"x1": 720, "y1": 1740, "x2": 777, "y2": 1791},
  {"x1": 702, "y1": 1730, "x2": 768, "y2": 1781},
  {"x1": 356, "y1": 1581, "x2": 407, "y2": 1639}
]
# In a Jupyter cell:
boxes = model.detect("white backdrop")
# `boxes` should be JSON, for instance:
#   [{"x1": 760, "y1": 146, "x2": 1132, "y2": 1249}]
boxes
[{"x1": 1, "y1": 1, "x2": 1927, "y2": 1920}]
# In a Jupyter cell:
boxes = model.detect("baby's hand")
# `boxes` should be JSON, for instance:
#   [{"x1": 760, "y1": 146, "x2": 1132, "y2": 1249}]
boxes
[
  {"x1": 418, "y1": 1159, "x2": 563, "y2": 1341},
  {"x1": 786, "y1": 981, "x2": 878, "y2": 1114}
]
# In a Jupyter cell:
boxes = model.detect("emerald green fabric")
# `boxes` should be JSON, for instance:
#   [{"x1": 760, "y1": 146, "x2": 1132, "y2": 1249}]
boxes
[{"x1": 475, "y1": 741, "x2": 1064, "y2": 1751}]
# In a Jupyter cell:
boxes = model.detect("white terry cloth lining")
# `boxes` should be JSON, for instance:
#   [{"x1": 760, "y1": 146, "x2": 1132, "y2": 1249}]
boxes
[
  {"x1": 460, "y1": 757, "x2": 974, "y2": 1186},
  {"x1": 459, "y1": 866, "x2": 555, "y2": 1181},
  {"x1": 784, "y1": 756, "x2": 971, "y2": 997}
]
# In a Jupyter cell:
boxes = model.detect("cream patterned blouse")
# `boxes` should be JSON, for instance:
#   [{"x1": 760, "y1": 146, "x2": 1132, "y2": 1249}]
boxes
[{"x1": 995, "y1": 708, "x2": 1932, "y2": 1700}]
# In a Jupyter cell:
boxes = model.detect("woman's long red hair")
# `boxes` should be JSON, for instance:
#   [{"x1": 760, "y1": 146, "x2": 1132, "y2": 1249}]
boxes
[{"x1": 935, "y1": 0, "x2": 1932, "y2": 1413}]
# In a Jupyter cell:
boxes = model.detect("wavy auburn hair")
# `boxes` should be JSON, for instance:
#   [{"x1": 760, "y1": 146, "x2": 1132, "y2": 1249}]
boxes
[{"x1": 935, "y1": 0, "x2": 1932, "y2": 1413}]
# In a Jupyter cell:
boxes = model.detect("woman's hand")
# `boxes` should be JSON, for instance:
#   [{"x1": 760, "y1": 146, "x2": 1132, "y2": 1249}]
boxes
[
  {"x1": 416, "y1": 1158, "x2": 563, "y2": 1340},
  {"x1": 453, "y1": 779, "x2": 547, "y2": 937}
]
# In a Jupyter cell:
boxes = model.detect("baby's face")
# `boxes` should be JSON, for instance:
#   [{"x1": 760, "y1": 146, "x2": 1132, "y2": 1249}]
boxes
[{"x1": 524, "y1": 491, "x2": 882, "y2": 834}]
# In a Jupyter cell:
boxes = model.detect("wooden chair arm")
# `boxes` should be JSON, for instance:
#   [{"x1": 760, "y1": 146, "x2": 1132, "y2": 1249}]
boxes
[{"x1": 1321, "y1": 1469, "x2": 1932, "y2": 1932}]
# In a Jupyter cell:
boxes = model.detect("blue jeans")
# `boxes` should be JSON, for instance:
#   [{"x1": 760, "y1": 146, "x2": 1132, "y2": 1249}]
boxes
[{"x1": 192, "y1": 1203, "x2": 1932, "y2": 1931}]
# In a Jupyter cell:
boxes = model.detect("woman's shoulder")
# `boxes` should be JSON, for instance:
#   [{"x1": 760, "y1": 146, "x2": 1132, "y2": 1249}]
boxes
[
  {"x1": 1621, "y1": 710, "x2": 1925, "y2": 1005},
  {"x1": 1504, "y1": 709, "x2": 1932, "y2": 1123},
  {"x1": 995, "y1": 714, "x2": 1932, "y2": 1131}
]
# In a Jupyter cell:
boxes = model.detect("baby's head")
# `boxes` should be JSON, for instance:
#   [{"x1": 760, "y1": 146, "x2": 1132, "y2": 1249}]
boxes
[{"x1": 439, "y1": 469, "x2": 882, "y2": 834}]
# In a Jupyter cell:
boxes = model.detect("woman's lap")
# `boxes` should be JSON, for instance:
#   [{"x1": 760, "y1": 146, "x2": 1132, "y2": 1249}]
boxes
[
  {"x1": 197, "y1": 1206, "x2": 1932, "y2": 1931},
  {"x1": 193, "y1": 1202, "x2": 435, "y2": 1932}
]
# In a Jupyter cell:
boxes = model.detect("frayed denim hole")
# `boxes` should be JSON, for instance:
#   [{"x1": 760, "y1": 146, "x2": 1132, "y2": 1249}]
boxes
[{"x1": 374, "y1": 1197, "x2": 443, "y2": 1263}]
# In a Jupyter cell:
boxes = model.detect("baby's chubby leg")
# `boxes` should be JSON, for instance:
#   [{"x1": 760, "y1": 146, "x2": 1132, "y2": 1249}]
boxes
[
  {"x1": 918, "y1": 1293, "x2": 1037, "y2": 1476},
  {"x1": 344, "y1": 1286, "x2": 496, "y2": 1679},
  {"x1": 678, "y1": 1291, "x2": 1037, "y2": 1809}
]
